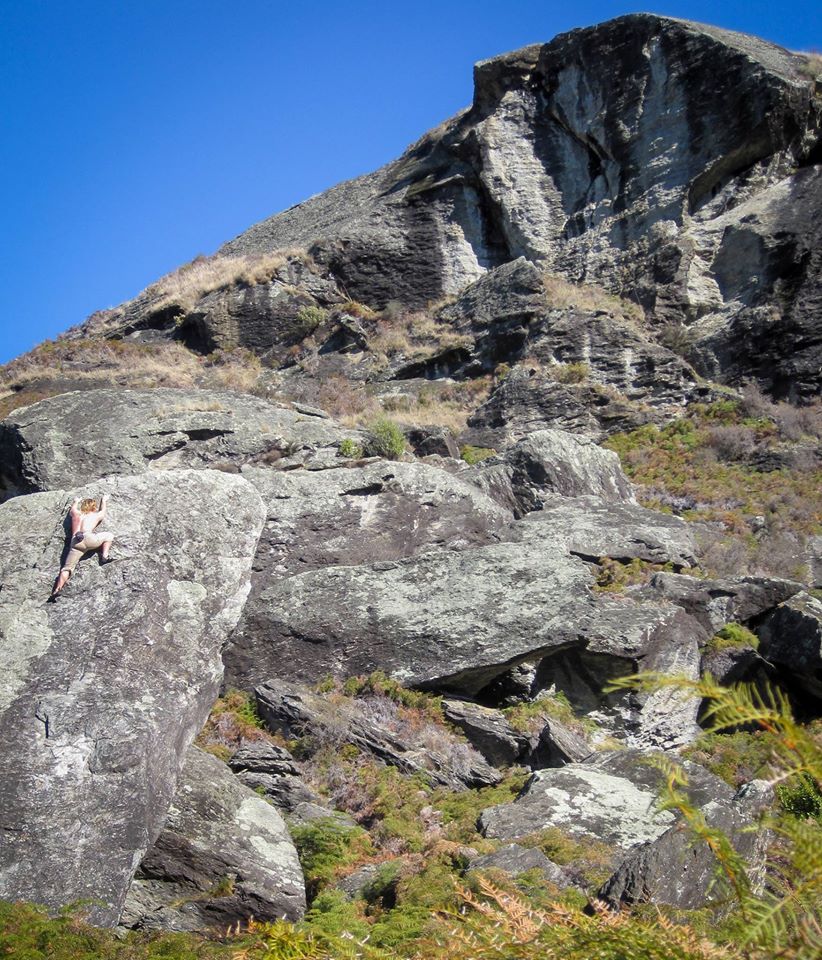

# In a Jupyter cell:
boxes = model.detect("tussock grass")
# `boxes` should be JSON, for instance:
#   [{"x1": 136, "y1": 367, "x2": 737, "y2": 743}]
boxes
[
  {"x1": 139, "y1": 248, "x2": 314, "y2": 315},
  {"x1": 0, "y1": 340, "x2": 266, "y2": 419},
  {"x1": 543, "y1": 271, "x2": 644, "y2": 324}
]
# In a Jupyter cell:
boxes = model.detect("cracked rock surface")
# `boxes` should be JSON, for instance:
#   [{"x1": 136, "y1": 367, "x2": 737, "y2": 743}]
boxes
[{"x1": 0, "y1": 470, "x2": 264, "y2": 924}]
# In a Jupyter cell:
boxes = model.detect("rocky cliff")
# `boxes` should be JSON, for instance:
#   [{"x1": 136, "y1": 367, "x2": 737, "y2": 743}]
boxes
[{"x1": 0, "y1": 12, "x2": 820, "y2": 956}]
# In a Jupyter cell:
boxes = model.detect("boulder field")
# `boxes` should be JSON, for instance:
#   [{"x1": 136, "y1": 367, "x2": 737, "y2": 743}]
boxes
[
  {"x1": 1, "y1": 9, "x2": 820, "y2": 939},
  {"x1": 0, "y1": 384, "x2": 810, "y2": 925}
]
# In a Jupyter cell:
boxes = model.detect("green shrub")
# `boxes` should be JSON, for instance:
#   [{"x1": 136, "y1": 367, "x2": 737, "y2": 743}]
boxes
[
  {"x1": 459, "y1": 445, "x2": 496, "y2": 465},
  {"x1": 705, "y1": 622, "x2": 759, "y2": 653},
  {"x1": 289, "y1": 817, "x2": 375, "y2": 897},
  {"x1": 365, "y1": 417, "x2": 406, "y2": 460},
  {"x1": 195, "y1": 689, "x2": 269, "y2": 758},
  {"x1": 338, "y1": 438, "x2": 364, "y2": 459},
  {"x1": 341, "y1": 671, "x2": 443, "y2": 720},
  {"x1": 683, "y1": 730, "x2": 778, "y2": 788},
  {"x1": 547, "y1": 361, "x2": 589, "y2": 384},
  {"x1": 431, "y1": 768, "x2": 529, "y2": 844},
  {"x1": 294, "y1": 304, "x2": 327, "y2": 338},
  {"x1": 502, "y1": 692, "x2": 597, "y2": 738},
  {"x1": 777, "y1": 772, "x2": 822, "y2": 819}
]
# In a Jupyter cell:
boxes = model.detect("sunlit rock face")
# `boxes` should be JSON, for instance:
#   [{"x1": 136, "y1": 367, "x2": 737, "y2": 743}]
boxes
[
  {"x1": 219, "y1": 15, "x2": 820, "y2": 398},
  {"x1": 0, "y1": 471, "x2": 264, "y2": 925}
]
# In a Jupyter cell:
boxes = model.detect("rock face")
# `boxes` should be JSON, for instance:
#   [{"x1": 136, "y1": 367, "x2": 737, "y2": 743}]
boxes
[
  {"x1": 468, "y1": 844, "x2": 574, "y2": 888},
  {"x1": 466, "y1": 428, "x2": 635, "y2": 517},
  {"x1": 479, "y1": 750, "x2": 734, "y2": 852},
  {"x1": 465, "y1": 365, "x2": 660, "y2": 445},
  {"x1": 600, "y1": 780, "x2": 772, "y2": 909},
  {"x1": 241, "y1": 459, "x2": 512, "y2": 580},
  {"x1": 513, "y1": 495, "x2": 698, "y2": 568},
  {"x1": 756, "y1": 593, "x2": 822, "y2": 698},
  {"x1": 440, "y1": 699, "x2": 531, "y2": 768},
  {"x1": 634, "y1": 573, "x2": 804, "y2": 634},
  {"x1": 255, "y1": 680, "x2": 501, "y2": 790},
  {"x1": 215, "y1": 15, "x2": 821, "y2": 397},
  {"x1": 121, "y1": 747, "x2": 305, "y2": 931},
  {"x1": 224, "y1": 531, "x2": 703, "y2": 707},
  {"x1": 228, "y1": 741, "x2": 323, "y2": 813},
  {"x1": 0, "y1": 471, "x2": 265, "y2": 925},
  {"x1": 0, "y1": 388, "x2": 362, "y2": 496}
]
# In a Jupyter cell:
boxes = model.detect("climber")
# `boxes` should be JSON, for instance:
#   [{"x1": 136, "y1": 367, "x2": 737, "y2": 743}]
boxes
[{"x1": 48, "y1": 495, "x2": 115, "y2": 601}]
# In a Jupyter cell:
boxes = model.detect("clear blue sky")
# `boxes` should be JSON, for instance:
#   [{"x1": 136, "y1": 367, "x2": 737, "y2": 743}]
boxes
[{"x1": 1, "y1": 0, "x2": 819, "y2": 364}]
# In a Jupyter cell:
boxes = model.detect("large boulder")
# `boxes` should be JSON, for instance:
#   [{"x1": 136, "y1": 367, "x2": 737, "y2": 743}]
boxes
[
  {"x1": 634, "y1": 572, "x2": 803, "y2": 634},
  {"x1": 241, "y1": 459, "x2": 512, "y2": 581},
  {"x1": 755, "y1": 592, "x2": 822, "y2": 698},
  {"x1": 0, "y1": 388, "x2": 362, "y2": 496},
  {"x1": 599, "y1": 780, "x2": 772, "y2": 909},
  {"x1": 465, "y1": 429, "x2": 635, "y2": 517},
  {"x1": 121, "y1": 746, "x2": 306, "y2": 931},
  {"x1": 440, "y1": 698, "x2": 531, "y2": 768},
  {"x1": 0, "y1": 470, "x2": 265, "y2": 925},
  {"x1": 479, "y1": 750, "x2": 735, "y2": 852},
  {"x1": 227, "y1": 527, "x2": 705, "y2": 748},
  {"x1": 513, "y1": 495, "x2": 698, "y2": 568}
]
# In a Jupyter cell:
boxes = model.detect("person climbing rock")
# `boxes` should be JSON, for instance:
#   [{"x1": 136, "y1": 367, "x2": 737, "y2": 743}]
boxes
[{"x1": 48, "y1": 495, "x2": 115, "y2": 601}]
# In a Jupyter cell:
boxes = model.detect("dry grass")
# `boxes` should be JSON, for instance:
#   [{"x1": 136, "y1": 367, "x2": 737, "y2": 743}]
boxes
[
  {"x1": 543, "y1": 271, "x2": 644, "y2": 324},
  {"x1": 1, "y1": 339, "x2": 202, "y2": 390},
  {"x1": 369, "y1": 311, "x2": 473, "y2": 361},
  {"x1": 369, "y1": 378, "x2": 492, "y2": 435},
  {"x1": 797, "y1": 52, "x2": 822, "y2": 80},
  {"x1": 137, "y1": 248, "x2": 314, "y2": 315},
  {"x1": 0, "y1": 338, "x2": 267, "y2": 418}
]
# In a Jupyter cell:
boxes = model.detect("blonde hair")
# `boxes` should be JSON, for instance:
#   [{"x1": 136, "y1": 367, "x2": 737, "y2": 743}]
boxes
[{"x1": 79, "y1": 498, "x2": 98, "y2": 513}]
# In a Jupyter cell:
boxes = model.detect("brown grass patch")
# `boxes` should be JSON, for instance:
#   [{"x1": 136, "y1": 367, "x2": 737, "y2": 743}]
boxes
[
  {"x1": 137, "y1": 248, "x2": 314, "y2": 315},
  {"x1": 543, "y1": 271, "x2": 644, "y2": 323},
  {"x1": 0, "y1": 338, "x2": 267, "y2": 418}
]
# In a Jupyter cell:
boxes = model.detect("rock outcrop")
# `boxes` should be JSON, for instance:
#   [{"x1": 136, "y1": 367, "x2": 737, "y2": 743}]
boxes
[
  {"x1": 465, "y1": 428, "x2": 635, "y2": 516},
  {"x1": 479, "y1": 750, "x2": 734, "y2": 851},
  {"x1": 213, "y1": 15, "x2": 821, "y2": 398},
  {"x1": 225, "y1": 534, "x2": 702, "y2": 703},
  {"x1": 756, "y1": 593, "x2": 822, "y2": 698},
  {"x1": 0, "y1": 471, "x2": 264, "y2": 924},
  {"x1": 255, "y1": 680, "x2": 501, "y2": 790},
  {"x1": 467, "y1": 844, "x2": 574, "y2": 888},
  {"x1": 241, "y1": 459, "x2": 512, "y2": 580},
  {"x1": 0, "y1": 388, "x2": 362, "y2": 497},
  {"x1": 600, "y1": 780, "x2": 772, "y2": 909},
  {"x1": 121, "y1": 747, "x2": 305, "y2": 931}
]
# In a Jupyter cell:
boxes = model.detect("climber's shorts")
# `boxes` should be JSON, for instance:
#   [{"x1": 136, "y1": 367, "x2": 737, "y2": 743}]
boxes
[{"x1": 62, "y1": 531, "x2": 113, "y2": 573}]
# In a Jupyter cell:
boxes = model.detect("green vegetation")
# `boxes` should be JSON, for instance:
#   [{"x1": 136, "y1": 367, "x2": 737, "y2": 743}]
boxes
[
  {"x1": 195, "y1": 689, "x2": 270, "y2": 761},
  {"x1": 593, "y1": 557, "x2": 673, "y2": 593},
  {"x1": 338, "y1": 438, "x2": 364, "y2": 459},
  {"x1": 365, "y1": 417, "x2": 406, "y2": 460},
  {"x1": 547, "y1": 361, "x2": 590, "y2": 384},
  {"x1": 610, "y1": 673, "x2": 822, "y2": 959},
  {"x1": 0, "y1": 900, "x2": 242, "y2": 960},
  {"x1": 340, "y1": 671, "x2": 443, "y2": 721},
  {"x1": 10, "y1": 671, "x2": 822, "y2": 959},
  {"x1": 604, "y1": 399, "x2": 822, "y2": 577},
  {"x1": 503, "y1": 691, "x2": 597, "y2": 738},
  {"x1": 290, "y1": 817, "x2": 376, "y2": 897},
  {"x1": 459, "y1": 444, "x2": 496, "y2": 465},
  {"x1": 704, "y1": 622, "x2": 759, "y2": 654},
  {"x1": 684, "y1": 729, "x2": 780, "y2": 788},
  {"x1": 294, "y1": 305, "x2": 328, "y2": 338}
]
